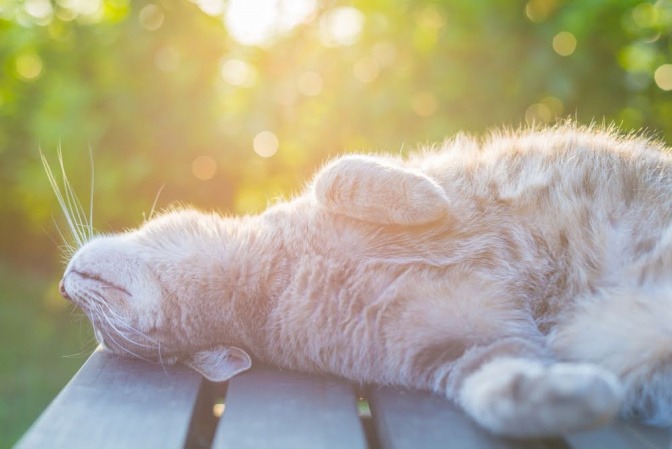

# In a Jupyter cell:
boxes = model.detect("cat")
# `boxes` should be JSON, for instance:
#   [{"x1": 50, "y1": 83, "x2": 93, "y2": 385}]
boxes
[{"x1": 55, "y1": 124, "x2": 672, "y2": 437}]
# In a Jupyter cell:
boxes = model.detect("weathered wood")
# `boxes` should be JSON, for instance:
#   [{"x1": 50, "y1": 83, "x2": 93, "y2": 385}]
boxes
[
  {"x1": 211, "y1": 365, "x2": 368, "y2": 449},
  {"x1": 15, "y1": 348, "x2": 204, "y2": 449},
  {"x1": 370, "y1": 385, "x2": 672, "y2": 449},
  {"x1": 369, "y1": 386, "x2": 570, "y2": 449},
  {"x1": 564, "y1": 420, "x2": 672, "y2": 449},
  {"x1": 17, "y1": 348, "x2": 672, "y2": 449}
]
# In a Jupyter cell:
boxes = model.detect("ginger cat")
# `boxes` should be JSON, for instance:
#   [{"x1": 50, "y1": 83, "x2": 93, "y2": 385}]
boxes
[{"x1": 55, "y1": 125, "x2": 672, "y2": 437}]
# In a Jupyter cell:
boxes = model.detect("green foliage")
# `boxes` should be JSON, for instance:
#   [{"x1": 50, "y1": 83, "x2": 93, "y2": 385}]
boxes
[
  {"x1": 2, "y1": 0, "x2": 672, "y2": 267},
  {"x1": 2, "y1": 0, "x2": 672, "y2": 443}
]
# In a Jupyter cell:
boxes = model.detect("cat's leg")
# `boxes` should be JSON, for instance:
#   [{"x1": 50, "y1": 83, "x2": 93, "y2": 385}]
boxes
[
  {"x1": 311, "y1": 155, "x2": 451, "y2": 225},
  {"x1": 422, "y1": 337, "x2": 623, "y2": 437},
  {"x1": 548, "y1": 286, "x2": 672, "y2": 427}
]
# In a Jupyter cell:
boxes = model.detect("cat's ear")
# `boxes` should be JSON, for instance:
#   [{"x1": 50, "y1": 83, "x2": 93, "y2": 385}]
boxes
[
  {"x1": 312, "y1": 155, "x2": 451, "y2": 226},
  {"x1": 184, "y1": 346, "x2": 251, "y2": 382}
]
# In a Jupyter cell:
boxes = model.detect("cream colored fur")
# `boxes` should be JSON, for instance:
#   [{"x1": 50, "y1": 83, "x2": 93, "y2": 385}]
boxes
[{"x1": 59, "y1": 125, "x2": 672, "y2": 437}]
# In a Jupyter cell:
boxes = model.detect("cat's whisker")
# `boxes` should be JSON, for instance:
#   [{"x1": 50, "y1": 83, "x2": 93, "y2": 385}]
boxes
[
  {"x1": 157, "y1": 341, "x2": 168, "y2": 374},
  {"x1": 41, "y1": 151, "x2": 81, "y2": 249},
  {"x1": 87, "y1": 301, "x2": 146, "y2": 354},
  {"x1": 58, "y1": 147, "x2": 89, "y2": 247},
  {"x1": 88, "y1": 145, "x2": 95, "y2": 242},
  {"x1": 61, "y1": 347, "x2": 96, "y2": 359},
  {"x1": 86, "y1": 294, "x2": 159, "y2": 351},
  {"x1": 146, "y1": 184, "x2": 165, "y2": 223},
  {"x1": 98, "y1": 324, "x2": 156, "y2": 364}
]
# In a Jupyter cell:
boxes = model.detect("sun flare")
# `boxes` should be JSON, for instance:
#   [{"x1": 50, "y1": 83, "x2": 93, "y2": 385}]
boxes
[{"x1": 208, "y1": 0, "x2": 318, "y2": 46}]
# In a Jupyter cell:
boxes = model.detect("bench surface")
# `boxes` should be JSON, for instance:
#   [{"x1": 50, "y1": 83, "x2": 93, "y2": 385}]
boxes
[{"x1": 16, "y1": 348, "x2": 672, "y2": 449}]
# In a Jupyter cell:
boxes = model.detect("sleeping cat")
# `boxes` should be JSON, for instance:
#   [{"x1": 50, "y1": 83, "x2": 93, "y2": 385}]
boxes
[{"x1": 56, "y1": 125, "x2": 672, "y2": 437}]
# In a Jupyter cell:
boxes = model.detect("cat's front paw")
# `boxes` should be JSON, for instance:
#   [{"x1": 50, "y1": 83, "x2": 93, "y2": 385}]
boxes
[
  {"x1": 459, "y1": 358, "x2": 623, "y2": 437},
  {"x1": 312, "y1": 155, "x2": 451, "y2": 226}
]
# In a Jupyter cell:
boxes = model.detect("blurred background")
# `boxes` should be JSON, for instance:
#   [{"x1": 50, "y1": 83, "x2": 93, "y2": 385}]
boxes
[{"x1": 2, "y1": 0, "x2": 672, "y2": 445}]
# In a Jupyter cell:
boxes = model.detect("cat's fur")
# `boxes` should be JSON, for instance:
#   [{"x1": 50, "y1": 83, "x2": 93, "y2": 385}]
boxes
[{"x1": 59, "y1": 125, "x2": 672, "y2": 437}]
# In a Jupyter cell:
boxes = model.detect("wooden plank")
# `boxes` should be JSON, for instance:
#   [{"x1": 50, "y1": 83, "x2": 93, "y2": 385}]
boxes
[
  {"x1": 368, "y1": 386, "x2": 569, "y2": 449},
  {"x1": 211, "y1": 365, "x2": 368, "y2": 449},
  {"x1": 15, "y1": 348, "x2": 204, "y2": 449},
  {"x1": 565, "y1": 420, "x2": 672, "y2": 449}
]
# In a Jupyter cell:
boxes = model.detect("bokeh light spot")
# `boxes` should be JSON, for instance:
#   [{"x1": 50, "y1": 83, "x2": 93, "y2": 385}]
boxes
[
  {"x1": 412, "y1": 92, "x2": 438, "y2": 117},
  {"x1": 190, "y1": 0, "x2": 225, "y2": 16},
  {"x1": 24, "y1": 0, "x2": 53, "y2": 24},
  {"x1": 552, "y1": 31, "x2": 577, "y2": 56},
  {"x1": 297, "y1": 71, "x2": 323, "y2": 96},
  {"x1": 353, "y1": 57, "x2": 380, "y2": 83},
  {"x1": 55, "y1": 5, "x2": 77, "y2": 21},
  {"x1": 274, "y1": 85, "x2": 298, "y2": 106},
  {"x1": 221, "y1": 59, "x2": 257, "y2": 87},
  {"x1": 618, "y1": 43, "x2": 657, "y2": 72},
  {"x1": 16, "y1": 54, "x2": 43, "y2": 81},
  {"x1": 525, "y1": 103, "x2": 552, "y2": 124},
  {"x1": 319, "y1": 7, "x2": 364, "y2": 47},
  {"x1": 540, "y1": 96, "x2": 564, "y2": 117},
  {"x1": 58, "y1": 0, "x2": 103, "y2": 18},
  {"x1": 372, "y1": 42, "x2": 397, "y2": 66},
  {"x1": 654, "y1": 64, "x2": 672, "y2": 91},
  {"x1": 225, "y1": 0, "x2": 316, "y2": 47},
  {"x1": 253, "y1": 131, "x2": 279, "y2": 158},
  {"x1": 139, "y1": 4, "x2": 164, "y2": 31},
  {"x1": 192, "y1": 155, "x2": 218, "y2": 180},
  {"x1": 632, "y1": 3, "x2": 658, "y2": 28},
  {"x1": 212, "y1": 401, "x2": 225, "y2": 417},
  {"x1": 525, "y1": 0, "x2": 557, "y2": 23},
  {"x1": 155, "y1": 46, "x2": 180, "y2": 72},
  {"x1": 415, "y1": 6, "x2": 445, "y2": 29}
]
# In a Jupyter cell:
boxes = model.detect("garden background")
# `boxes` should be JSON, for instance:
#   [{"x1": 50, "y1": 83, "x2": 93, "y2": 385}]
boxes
[{"x1": 2, "y1": 0, "x2": 671, "y2": 445}]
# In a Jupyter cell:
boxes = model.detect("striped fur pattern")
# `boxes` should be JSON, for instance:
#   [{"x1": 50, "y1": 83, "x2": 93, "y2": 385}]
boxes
[{"x1": 59, "y1": 125, "x2": 672, "y2": 436}]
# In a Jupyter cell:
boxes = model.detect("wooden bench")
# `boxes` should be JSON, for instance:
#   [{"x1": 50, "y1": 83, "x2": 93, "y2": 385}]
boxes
[{"x1": 16, "y1": 347, "x2": 672, "y2": 449}]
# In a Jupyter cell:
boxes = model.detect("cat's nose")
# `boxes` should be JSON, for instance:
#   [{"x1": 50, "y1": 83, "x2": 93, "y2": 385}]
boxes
[{"x1": 59, "y1": 279, "x2": 70, "y2": 300}]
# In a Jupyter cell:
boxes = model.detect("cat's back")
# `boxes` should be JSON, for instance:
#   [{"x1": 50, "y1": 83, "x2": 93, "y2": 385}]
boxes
[
  {"x1": 419, "y1": 127, "x2": 668, "y2": 205},
  {"x1": 405, "y1": 127, "x2": 672, "y2": 321}
]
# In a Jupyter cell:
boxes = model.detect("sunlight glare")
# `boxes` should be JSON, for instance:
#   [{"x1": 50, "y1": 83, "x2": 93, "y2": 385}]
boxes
[{"x1": 224, "y1": 0, "x2": 316, "y2": 46}]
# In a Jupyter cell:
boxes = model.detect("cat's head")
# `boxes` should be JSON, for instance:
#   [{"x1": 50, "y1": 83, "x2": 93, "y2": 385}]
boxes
[{"x1": 59, "y1": 209, "x2": 252, "y2": 382}]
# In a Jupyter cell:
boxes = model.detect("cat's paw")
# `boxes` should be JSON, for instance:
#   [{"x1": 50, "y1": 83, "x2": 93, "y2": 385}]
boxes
[
  {"x1": 313, "y1": 155, "x2": 451, "y2": 226},
  {"x1": 459, "y1": 358, "x2": 623, "y2": 437},
  {"x1": 621, "y1": 363, "x2": 672, "y2": 426}
]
